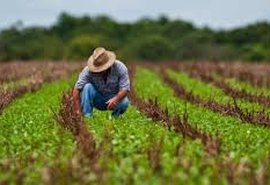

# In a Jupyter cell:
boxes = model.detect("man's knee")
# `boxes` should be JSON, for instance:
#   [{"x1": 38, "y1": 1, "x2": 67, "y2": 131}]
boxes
[
  {"x1": 82, "y1": 83, "x2": 96, "y2": 96},
  {"x1": 118, "y1": 97, "x2": 129, "y2": 111},
  {"x1": 112, "y1": 97, "x2": 129, "y2": 117},
  {"x1": 83, "y1": 83, "x2": 95, "y2": 91}
]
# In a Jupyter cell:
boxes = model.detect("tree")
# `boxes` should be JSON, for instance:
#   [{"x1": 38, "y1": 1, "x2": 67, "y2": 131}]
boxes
[
  {"x1": 122, "y1": 34, "x2": 175, "y2": 60},
  {"x1": 65, "y1": 34, "x2": 109, "y2": 60},
  {"x1": 242, "y1": 44, "x2": 270, "y2": 61}
]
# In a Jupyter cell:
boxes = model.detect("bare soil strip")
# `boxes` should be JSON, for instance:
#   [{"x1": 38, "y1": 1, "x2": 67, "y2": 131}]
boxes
[{"x1": 129, "y1": 65, "x2": 220, "y2": 155}]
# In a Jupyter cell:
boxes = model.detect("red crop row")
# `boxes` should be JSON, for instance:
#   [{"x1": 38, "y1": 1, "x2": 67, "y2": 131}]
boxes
[
  {"x1": 129, "y1": 65, "x2": 220, "y2": 155},
  {"x1": 158, "y1": 68, "x2": 270, "y2": 128},
  {"x1": 0, "y1": 62, "x2": 83, "y2": 114},
  {"x1": 0, "y1": 61, "x2": 83, "y2": 83},
  {"x1": 174, "y1": 63, "x2": 270, "y2": 108},
  {"x1": 175, "y1": 61, "x2": 270, "y2": 88}
]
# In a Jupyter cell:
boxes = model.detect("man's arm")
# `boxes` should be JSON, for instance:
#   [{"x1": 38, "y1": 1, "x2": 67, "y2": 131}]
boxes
[
  {"x1": 106, "y1": 62, "x2": 130, "y2": 110},
  {"x1": 73, "y1": 66, "x2": 91, "y2": 114},
  {"x1": 73, "y1": 87, "x2": 81, "y2": 114},
  {"x1": 106, "y1": 89, "x2": 129, "y2": 110},
  {"x1": 116, "y1": 89, "x2": 129, "y2": 100}
]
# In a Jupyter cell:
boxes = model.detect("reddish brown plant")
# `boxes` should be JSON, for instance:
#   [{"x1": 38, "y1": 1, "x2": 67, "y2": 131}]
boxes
[{"x1": 128, "y1": 64, "x2": 220, "y2": 155}]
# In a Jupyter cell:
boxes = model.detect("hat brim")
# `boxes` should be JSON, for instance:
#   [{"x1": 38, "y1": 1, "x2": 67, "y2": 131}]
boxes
[{"x1": 87, "y1": 51, "x2": 116, "y2": 73}]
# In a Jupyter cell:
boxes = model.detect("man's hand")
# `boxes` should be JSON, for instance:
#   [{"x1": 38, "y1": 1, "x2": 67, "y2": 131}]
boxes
[
  {"x1": 73, "y1": 87, "x2": 82, "y2": 115},
  {"x1": 106, "y1": 96, "x2": 119, "y2": 110},
  {"x1": 106, "y1": 89, "x2": 129, "y2": 110},
  {"x1": 75, "y1": 110, "x2": 81, "y2": 115}
]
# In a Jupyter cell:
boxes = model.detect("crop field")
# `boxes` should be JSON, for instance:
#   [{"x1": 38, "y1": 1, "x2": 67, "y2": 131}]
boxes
[{"x1": 2, "y1": 61, "x2": 270, "y2": 185}]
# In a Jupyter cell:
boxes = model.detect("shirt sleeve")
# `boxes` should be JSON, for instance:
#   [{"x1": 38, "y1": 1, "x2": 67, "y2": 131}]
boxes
[
  {"x1": 75, "y1": 66, "x2": 90, "y2": 90},
  {"x1": 119, "y1": 64, "x2": 130, "y2": 91}
]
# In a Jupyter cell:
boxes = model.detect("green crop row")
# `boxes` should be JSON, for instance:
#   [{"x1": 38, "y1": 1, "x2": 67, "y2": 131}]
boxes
[
  {"x1": 0, "y1": 73, "x2": 213, "y2": 184},
  {"x1": 134, "y1": 67, "x2": 270, "y2": 163},
  {"x1": 167, "y1": 69, "x2": 268, "y2": 113},
  {"x1": 0, "y1": 76, "x2": 77, "y2": 184},
  {"x1": 0, "y1": 73, "x2": 228, "y2": 184},
  {"x1": 226, "y1": 78, "x2": 270, "y2": 97},
  {"x1": 0, "y1": 77, "x2": 32, "y2": 89},
  {"x1": 2, "y1": 67, "x2": 270, "y2": 184},
  {"x1": 83, "y1": 107, "x2": 217, "y2": 184}
]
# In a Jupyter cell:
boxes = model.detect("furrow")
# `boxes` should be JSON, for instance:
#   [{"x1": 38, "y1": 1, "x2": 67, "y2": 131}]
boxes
[
  {"x1": 55, "y1": 91, "x2": 99, "y2": 162},
  {"x1": 129, "y1": 65, "x2": 220, "y2": 155},
  {"x1": 159, "y1": 68, "x2": 270, "y2": 128},
  {"x1": 176, "y1": 64, "x2": 270, "y2": 109},
  {"x1": 0, "y1": 63, "x2": 82, "y2": 114}
]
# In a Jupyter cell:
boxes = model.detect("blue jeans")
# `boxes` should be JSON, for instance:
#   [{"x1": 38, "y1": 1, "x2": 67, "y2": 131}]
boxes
[{"x1": 80, "y1": 83, "x2": 129, "y2": 117}]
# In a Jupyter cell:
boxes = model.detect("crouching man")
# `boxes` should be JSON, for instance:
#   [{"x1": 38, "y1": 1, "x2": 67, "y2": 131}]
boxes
[{"x1": 73, "y1": 47, "x2": 130, "y2": 118}]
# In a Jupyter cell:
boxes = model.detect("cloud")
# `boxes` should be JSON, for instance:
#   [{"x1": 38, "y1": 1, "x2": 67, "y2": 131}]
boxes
[{"x1": 0, "y1": 0, "x2": 270, "y2": 29}]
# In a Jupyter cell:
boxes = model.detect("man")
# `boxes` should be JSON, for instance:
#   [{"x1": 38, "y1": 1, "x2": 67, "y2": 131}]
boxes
[{"x1": 73, "y1": 47, "x2": 130, "y2": 117}]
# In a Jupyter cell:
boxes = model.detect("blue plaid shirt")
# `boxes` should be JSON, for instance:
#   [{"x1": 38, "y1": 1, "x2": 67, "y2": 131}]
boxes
[{"x1": 75, "y1": 60, "x2": 130, "y2": 96}]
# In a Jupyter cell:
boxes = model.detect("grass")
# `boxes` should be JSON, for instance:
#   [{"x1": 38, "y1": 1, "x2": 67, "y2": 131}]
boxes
[
  {"x1": 0, "y1": 76, "x2": 76, "y2": 184},
  {"x1": 134, "y1": 67, "x2": 270, "y2": 162},
  {"x1": 84, "y1": 106, "x2": 211, "y2": 184},
  {"x1": 0, "y1": 74, "x2": 207, "y2": 184},
  {"x1": 227, "y1": 78, "x2": 270, "y2": 97},
  {"x1": 0, "y1": 78, "x2": 32, "y2": 89},
  {"x1": 167, "y1": 69, "x2": 267, "y2": 113},
  {"x1": 2, "y1": 64, "x2": 270, "y2": 184}
]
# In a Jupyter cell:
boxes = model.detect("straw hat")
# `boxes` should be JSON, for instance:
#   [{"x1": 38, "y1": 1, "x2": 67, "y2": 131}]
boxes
[{"x1": 87, "y1": 47, "x2": 116, "y2": 73}]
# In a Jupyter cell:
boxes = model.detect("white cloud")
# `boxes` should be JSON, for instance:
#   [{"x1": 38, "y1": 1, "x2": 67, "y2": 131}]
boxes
[{"x1": 0, "y1": 0, "x2": 269, "y2": 29}]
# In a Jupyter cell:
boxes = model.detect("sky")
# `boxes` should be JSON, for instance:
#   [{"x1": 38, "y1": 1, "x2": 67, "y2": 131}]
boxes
[{"x1": 0, "y1": 0, "x2": 270, "y2": 30}]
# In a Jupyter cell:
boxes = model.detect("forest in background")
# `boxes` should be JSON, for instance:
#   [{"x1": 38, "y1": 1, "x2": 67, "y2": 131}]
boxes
[{"x1": 0, "y1": 13, "x2": 269, "y2": 62}]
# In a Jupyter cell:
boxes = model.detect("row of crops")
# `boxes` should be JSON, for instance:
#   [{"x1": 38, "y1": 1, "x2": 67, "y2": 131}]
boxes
[{"x1": 1, "y1": 61, "x2": 270, "y2": 184}]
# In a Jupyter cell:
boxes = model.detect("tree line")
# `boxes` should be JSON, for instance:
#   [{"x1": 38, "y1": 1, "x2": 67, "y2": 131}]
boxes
[{"x1": 0, "y1": 13, "x2": 269, "y2": 62}]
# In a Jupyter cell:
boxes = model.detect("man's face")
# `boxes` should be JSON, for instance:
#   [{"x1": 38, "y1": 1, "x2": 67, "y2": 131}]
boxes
[{"x1": 92, "y1": 67, "x2": 111, "y2": 76}]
